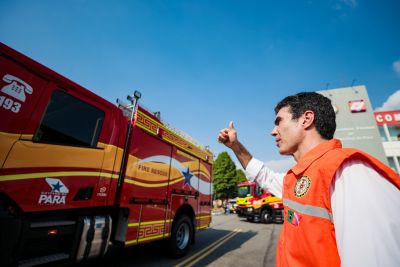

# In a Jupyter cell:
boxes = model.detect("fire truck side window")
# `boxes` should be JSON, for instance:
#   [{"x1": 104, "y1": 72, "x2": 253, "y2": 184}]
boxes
[
  {"x1": 255, "y1": 186, "x2": 262, "y2": 196},
  {"x1": 33, "y1": 90, "x2": 104, "y2": 148}
]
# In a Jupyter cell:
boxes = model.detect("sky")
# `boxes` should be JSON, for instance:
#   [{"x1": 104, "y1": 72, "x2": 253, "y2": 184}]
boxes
[{"x1": 1, "y1": 0, "x2": 400, "y2": 172}]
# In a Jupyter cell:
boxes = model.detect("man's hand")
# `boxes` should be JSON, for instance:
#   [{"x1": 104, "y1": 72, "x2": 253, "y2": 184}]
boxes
[
  {"x1": 218, "y1": 121, "x2": 238, "y2": 149},
  {"x1": 218, "y1": 121, "x2": 252, "y2": 168}
]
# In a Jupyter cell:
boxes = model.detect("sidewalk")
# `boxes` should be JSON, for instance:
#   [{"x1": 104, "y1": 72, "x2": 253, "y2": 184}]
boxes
[{"x1": 211, "y1": 208, "x2": 228, "y2": 216}]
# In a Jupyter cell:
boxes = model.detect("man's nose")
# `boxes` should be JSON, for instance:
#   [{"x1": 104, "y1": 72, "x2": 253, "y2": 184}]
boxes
[{"x1": 271, "y1": 126, "x2": 278, "y2": 136}]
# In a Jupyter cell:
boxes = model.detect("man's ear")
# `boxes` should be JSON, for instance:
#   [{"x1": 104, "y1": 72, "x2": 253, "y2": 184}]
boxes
[{"x1": 302, "y1": 110, "x2": 315, "y2": 129}]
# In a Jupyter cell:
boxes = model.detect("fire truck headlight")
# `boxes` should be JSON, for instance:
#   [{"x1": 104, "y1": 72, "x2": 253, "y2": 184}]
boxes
[
  {"x1": 247, "y1": 207, "x2": 253, "y2": 212},
  {"x1": 272, "y1": 203, "x2": 282, "y2": 209}
]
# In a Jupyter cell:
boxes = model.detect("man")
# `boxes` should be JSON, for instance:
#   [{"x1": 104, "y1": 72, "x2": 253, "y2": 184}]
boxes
[{"x1": 218, "y1": 92, "x2": 400, "y2": 267}]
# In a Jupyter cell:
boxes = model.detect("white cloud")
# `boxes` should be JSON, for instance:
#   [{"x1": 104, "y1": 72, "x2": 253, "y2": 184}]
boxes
[
  {"x1": 375, "y1": 90, "x2": 400, "y2": 111},
  {"x1": 393, "y1": 59, "x2": 400, "y2": 76},
  {"x1": 233, "y1": 159, "x2": 243, "y2": 170},
  {"x1": 264, "y1": 158, "x2": 296, "y2": 173}
]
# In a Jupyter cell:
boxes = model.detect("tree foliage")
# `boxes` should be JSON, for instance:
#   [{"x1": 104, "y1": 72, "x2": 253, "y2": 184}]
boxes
[
  {"x1": 235, "y1": 169, "x2": 247, "y2": 185},
  {"x1": 213, "y1": 152, "x2": 238, "y2": 199}
]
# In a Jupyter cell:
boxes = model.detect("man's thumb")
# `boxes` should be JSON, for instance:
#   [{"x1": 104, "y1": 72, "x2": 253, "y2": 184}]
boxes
[{"x1": 229, "y1": 121, "x2": 235, "y2": 129}]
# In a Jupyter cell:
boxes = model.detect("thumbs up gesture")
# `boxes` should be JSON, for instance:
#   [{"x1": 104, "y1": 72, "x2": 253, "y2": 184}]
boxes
[{"x1": 218, "y1": 121, "x2": 238, "y2": 148}]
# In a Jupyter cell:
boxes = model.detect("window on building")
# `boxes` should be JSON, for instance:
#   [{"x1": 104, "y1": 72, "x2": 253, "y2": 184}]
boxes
[
  {"x1": 387, "y1": 157, "x2": 398, "y2": 173},
  {"x1": 378, "y1": 126, "x2": 388, "y2": 142},
  {"x1": 33, "y1": 90, "x2": 104, "y2": 147},
  {"x1": 387, "y1": 125, "x2": 400, "y2": 142}
]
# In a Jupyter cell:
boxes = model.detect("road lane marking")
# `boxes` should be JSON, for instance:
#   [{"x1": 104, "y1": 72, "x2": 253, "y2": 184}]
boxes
[
  {"x1": 181, "y1": 228, "x2": 242, "y2": 267},
  {"x1": 174, "y1": 228, "x2": 242, "y2": 267}
]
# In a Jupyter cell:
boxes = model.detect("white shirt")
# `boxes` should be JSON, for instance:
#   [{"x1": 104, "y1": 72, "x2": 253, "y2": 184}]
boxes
[{"x1": 245, "y1": 157, "x2": 400, "y2": 267}]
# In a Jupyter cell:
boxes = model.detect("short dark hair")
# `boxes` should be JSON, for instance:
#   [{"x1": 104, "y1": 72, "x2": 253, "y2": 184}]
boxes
[{"x1": 274, "y1": 92, "x2": 336, "y2": 139}]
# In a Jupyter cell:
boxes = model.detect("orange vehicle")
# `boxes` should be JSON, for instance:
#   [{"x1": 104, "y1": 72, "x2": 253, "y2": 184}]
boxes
[
  {"x1": 236, "y1": 181, "x2": 283, "y2": 223},
  {"x1": 0, "y1": 42, "x2": 213, "y2": 266}
]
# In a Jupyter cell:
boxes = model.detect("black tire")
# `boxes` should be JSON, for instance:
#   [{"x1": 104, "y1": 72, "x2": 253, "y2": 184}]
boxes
[
  {"x1": 168, "y1": 215, "x2": 193, "y2": 258},
  {"x1": 261, "y1": 209, "x2": 273, "y2": 224}
]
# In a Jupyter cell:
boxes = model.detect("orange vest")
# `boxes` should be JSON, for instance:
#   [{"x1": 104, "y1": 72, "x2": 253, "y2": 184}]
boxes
[{"x1": 276, "y1": 139, "x2": 400, "y2": 267}]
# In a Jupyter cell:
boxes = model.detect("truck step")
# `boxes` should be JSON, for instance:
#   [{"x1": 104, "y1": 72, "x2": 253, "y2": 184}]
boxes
[
  {"x1": 18, "y1": 253, "x2": 69, "y2": 267},
  {"x1": 30, "y1": 220, "x2": 76, "y2": 228}
]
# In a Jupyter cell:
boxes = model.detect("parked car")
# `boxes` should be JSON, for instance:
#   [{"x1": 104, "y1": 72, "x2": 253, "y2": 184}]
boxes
[{"x1": 228, "y1": 198, "x2": 238, "y2": 213}]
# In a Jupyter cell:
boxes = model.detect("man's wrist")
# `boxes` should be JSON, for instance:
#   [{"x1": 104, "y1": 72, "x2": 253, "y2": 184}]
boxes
[
  {"x1": 230, "y1": 142, "x2": 241, "y2": 153},
  {"x1": 230, "y1": 142, "x2": 252, "y2": 169}
]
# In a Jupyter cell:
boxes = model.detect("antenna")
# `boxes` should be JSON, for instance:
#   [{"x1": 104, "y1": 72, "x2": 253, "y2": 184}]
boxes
[
  {"x1": 325, "y1": 82, "x2": 330, "y2": 90},
  {"x1": 325, "y1": 83, "x2": 333, "y2": 97},
  {"x1": 351, "y1": 79, "x2": 358, "y2": 93}
]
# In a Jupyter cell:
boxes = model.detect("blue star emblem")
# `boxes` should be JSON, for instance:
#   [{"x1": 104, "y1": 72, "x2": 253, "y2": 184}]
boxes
[
  {"x1": 51, "y1": 181, "x2": 63, "y2": 192},
  {"x1": 182, "y1": 168, "x2": 193, "y2": 187}
]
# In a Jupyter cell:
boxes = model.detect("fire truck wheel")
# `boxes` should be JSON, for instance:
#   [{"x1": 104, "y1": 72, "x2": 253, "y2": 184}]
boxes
[
  {"x1": 261, "y1": 209, "x2": 272, "y2": 223},
  {"x1": 169, "y1": 215, "x2": 193, "y2": 258}
]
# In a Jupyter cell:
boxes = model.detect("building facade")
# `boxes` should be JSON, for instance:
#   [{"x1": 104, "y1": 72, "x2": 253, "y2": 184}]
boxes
[
  {"x1": 319, "y1": 86, "x2": 388, "y2": 165},
  {"x1": 374, "y1": 110, "x2": 400, "y2": 173}
]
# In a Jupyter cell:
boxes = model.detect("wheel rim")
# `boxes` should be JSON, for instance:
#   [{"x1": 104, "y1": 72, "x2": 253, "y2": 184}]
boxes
[
  {"x1": 264, "y1": 212, "x2": 270, "y2": 221},
  {"x1": 176, "y1": 222, "x2": 190, "y2": 250}
]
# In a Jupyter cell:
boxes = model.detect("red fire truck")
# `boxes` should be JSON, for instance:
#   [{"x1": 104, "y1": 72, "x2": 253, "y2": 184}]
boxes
[
  {"x1": 236, "y1": 181, "x2": 283, "y2": 223},
  {"x1": 0, "y1": 42, "x2": 213, "y2": 266}
]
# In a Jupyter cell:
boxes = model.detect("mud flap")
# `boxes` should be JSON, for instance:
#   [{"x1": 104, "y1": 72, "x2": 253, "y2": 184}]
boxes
[{"x1": 76, "y1": 215, "x2": 112, "y2": 262}]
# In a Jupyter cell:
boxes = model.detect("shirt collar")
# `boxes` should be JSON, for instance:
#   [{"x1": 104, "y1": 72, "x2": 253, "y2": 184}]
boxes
[{"x1": 290, "y1": 139, "x2": 342, "y2": 176}]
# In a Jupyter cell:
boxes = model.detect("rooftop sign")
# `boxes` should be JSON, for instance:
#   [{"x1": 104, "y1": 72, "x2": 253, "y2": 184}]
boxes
[{"x1": 374, "y1": 110, "x2": 400, "y2": 126}]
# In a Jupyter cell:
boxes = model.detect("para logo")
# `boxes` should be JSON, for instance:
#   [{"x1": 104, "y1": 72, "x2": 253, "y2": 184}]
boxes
[{"x1": 38, "y1": 178, "x2": 69, "y2": 205}]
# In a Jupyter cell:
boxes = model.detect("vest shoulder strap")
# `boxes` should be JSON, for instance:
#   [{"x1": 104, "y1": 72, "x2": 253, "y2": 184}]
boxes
[{"x1": 325, "y1": 148, "x2": 400, "y2": 190}]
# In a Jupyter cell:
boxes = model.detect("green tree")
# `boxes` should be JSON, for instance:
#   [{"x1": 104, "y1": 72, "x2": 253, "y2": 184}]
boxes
[
  {"x1": 229, "y1": 169, "x2": 247, "y2": 198},
  {"x1": 213, "y1": 152, "x2": 237, "y2": 200},
  {"x1": 235, "y1": 169, "x2": 247, "y2": 185}
]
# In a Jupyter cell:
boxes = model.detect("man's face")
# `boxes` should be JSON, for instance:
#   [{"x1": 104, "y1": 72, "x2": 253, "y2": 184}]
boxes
[{"x1": 271, "y1": 106, "x2": 304, "y2": 156}]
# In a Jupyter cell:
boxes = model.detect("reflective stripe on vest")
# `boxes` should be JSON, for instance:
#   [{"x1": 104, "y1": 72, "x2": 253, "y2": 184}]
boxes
[{"x1": 283, "y1": 198, "x2": 333, "y2": 223}]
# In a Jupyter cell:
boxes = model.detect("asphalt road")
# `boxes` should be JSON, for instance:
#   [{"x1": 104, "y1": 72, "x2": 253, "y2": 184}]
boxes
[{"x1": 78, "y1": 213, "x2": 282, "y2": 267}]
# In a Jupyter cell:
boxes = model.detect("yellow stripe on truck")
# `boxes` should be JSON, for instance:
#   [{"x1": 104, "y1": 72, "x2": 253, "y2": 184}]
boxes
[{"x1": 0, "y1": 171, "x2": 119, "y2": 182}]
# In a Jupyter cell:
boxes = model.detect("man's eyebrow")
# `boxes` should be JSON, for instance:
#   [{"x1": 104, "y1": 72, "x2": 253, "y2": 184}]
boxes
[{"x1": 274, "y1": 117, "x2": 282, "y2": 125}]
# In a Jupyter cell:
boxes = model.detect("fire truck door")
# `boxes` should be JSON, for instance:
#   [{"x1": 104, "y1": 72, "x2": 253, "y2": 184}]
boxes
[
  {"x1": 197, "y1": 160, "x2": 212, "y2": 230},
  {"x1": 167, "y1": 148, "x2": 199, "y2": 233},
  {"x1": 0, "y1": 55, "x2": 47, "y2": 166},
  {"x1": 119, "y1": 127, "x2": 172, "y2": 245},
  {"x1": 2, "y1": 87, "x2": 106, "y2": 212}
]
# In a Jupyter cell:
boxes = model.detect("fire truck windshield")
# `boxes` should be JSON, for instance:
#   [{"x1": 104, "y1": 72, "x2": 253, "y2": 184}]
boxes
[{"x1": 238, "y1": 186, "x2": 252, "y2": 197}]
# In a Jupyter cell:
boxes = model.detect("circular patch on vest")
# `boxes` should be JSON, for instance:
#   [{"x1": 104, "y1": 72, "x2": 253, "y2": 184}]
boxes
[{"x1": 294, "y1": 176, "x2": 311, "y2": 197}]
